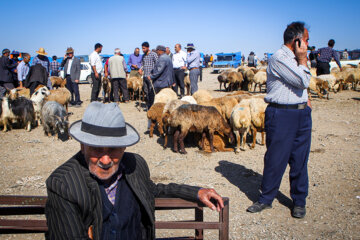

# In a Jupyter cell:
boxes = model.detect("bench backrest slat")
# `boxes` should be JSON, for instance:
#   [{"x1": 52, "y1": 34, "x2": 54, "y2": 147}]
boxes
[{"x1": 0, "y1": 195, "x2": 229, "y2": 240}]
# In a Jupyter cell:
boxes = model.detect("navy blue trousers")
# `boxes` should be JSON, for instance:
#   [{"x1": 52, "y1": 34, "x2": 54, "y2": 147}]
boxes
[{"x1": 259, "y1": 105, "x2": 312, "y2": 207}]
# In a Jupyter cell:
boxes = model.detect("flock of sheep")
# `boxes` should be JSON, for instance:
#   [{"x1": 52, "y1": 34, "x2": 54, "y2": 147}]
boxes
[
  {"x1": 0, "y1": 78, "x2": 71, "y2": 138},
  {"x1": 146, "y1": 88, "x2": 267, "y2": 154},
  {"x1": 1, "y1": 61, "x2": 359, "y2": 153}
]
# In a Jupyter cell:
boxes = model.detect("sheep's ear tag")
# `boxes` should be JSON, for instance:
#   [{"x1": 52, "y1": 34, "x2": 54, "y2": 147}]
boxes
[{"x1": 239, "y1": 107, "x2": 244, "y2": 110}]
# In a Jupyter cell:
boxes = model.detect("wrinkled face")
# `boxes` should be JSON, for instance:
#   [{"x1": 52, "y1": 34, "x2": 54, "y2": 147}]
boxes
[
  {"x1": 134, "y1": 48, "x2": 140, "y2": 55},
  {"x1": 81, "y1": 144, "x2": 125, "y2": 181},
  {"x1": 67, "y1": 52, "x2": 74, "y2": 58}
]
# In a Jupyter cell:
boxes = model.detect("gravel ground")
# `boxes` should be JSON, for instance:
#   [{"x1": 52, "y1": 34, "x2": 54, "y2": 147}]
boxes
[{"x1": 0, "y1": 68, "x2": 359, "y2": 239}]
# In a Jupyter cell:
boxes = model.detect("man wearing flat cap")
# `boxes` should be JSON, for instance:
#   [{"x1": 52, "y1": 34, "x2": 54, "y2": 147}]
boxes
[
  {"x1": 185, "y1": 43, "x2": 201, "y2": 94},
  {"x1": 45, "y1": 102, "x2": 224, "y2": 239},
  {"x1": 147, "y1": 45, "x2": 174, "y2": 95}
]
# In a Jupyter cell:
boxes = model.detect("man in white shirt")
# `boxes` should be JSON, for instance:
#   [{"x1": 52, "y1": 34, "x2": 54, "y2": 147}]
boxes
[
  {"x1": 89, "y1": 43, "x2": 103, "y2": 102},
  {"x1": 172, "y1": 44, "x2": 187, "y2": 97}
]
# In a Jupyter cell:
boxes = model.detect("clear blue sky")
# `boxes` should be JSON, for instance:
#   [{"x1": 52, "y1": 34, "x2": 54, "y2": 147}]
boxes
[{"x1": 1, "y1": 0, "x2": 360, "y2": 58}]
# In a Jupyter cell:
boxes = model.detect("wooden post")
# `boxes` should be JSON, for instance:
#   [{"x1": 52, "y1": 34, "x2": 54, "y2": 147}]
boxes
[{"x1": 195, "y1": 206, "x2": 203, "y2": 239}]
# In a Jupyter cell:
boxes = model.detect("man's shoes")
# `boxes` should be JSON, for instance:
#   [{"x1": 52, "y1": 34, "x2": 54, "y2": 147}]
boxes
[
  {"x1": 291, "y1": 206, "x2": 306, "y2": 218},
  {"x1": 247, "y1": 202, "x2": 272, "y2": 213}
]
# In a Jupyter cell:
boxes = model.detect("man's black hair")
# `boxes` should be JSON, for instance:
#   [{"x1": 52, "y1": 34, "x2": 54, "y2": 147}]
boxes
[
  {"x1": 52, "y1": 55, "x2": 57, "y2": 60},
  {"x1": 328, "y1": 39, "x2": 335, "y2": 47},
  {"x1": 283, "y1": 21, "x2": 306, "y2": 44},
  {"x1": 94, "y1": 43, "x2": 103, "y2": 50},
  {"x1": 142, "y1": 42, "x2": 149, "y2": 48}
]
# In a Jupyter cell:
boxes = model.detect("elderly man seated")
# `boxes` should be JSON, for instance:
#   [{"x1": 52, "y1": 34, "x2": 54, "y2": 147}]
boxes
[{"x1": 45, "y1": 102, "x2": 224, "y2": 239}]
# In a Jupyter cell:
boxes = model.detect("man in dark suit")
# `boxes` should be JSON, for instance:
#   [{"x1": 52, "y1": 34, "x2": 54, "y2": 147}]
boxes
[
  {"x1": 0, "y1": 49, "x2": 18, "y2": 92},
  {"x1": 61, "y1": 47, "x2": 82, "y2": 107},
  {"x1": 45, "y1": 102, "x2": 224, "y2": 240}
]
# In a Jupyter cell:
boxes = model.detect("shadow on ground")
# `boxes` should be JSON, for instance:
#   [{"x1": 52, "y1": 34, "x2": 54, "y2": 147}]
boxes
[{"x1": 215, "y1": 160, "x2": 293, "y2": 209}]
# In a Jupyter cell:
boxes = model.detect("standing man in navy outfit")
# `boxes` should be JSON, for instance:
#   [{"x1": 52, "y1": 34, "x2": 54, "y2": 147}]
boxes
[{"x1": 247, "y1": 21, "x2": 312, "y2": 219}]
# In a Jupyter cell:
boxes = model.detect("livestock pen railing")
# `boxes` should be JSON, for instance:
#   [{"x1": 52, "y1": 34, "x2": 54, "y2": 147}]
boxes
[{"x1": 0, "y1": 195, "x2": 229, "y2": 240}]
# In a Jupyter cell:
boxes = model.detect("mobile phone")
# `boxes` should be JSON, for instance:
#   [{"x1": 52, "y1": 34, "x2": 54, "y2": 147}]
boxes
[{"x1": 295, "y1": 38, "x2": 301, "y2": 48}]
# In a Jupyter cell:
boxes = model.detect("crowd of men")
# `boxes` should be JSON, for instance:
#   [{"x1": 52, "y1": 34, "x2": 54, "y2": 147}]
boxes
[
  {"x1": 87, "y1": 42, "x2": 203, "y2": 110},
  {"x1": 0, "y1": 42, "x2": 206, "y2": 110}
]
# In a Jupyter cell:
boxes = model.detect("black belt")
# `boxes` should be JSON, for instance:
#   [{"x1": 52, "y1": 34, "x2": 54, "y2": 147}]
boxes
[
  {"x1": 173, "y1": 68, "x2": 182, "y2": 70},
  {"x1": 269, "y1": 102, "x2": 307, "y2": 110}
]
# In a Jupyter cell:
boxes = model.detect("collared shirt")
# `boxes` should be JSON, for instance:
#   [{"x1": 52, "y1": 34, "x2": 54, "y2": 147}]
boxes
[
  {"x1": 128, "y1": 54, "x2": 142, "y2": 70},
  {"x1": 141, "y1": 51, "x2": 158, "y2": 77},
  {"x1": 66, "y1": 57, "x2": 74, "y2": 75},
  {"x1": 16, "y1": 61, "x2": 30, "y2": 81},
  {"x1": 104, "y1": 173, "x2": 123, "y2": 205},
  {"x1": 172, "y1": 50, "x2": 187, "y2": 69},
  {"x1": 315, "y1": 47, "x2": 341, "y2": 67},
  {"x1": 32, "y1": 55, "x2": 50, "y2": 73},
  {"x1": 264, "y1": 45, "x2": 311, "y2": 105},
  {"x1": 89, "y1": 51, "x2": 103, "y2": 73},
  {"x1": 50, "y1": 61, "x2": 61, "y2": 73},
  {"x1": 187, "y1": 49, "x2": 200, "y2": 69}
]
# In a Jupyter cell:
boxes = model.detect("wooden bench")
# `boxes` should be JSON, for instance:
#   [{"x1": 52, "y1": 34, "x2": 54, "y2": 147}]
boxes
[{"x1": 0, "y1": 195, "x2": 229, "y2": 240}]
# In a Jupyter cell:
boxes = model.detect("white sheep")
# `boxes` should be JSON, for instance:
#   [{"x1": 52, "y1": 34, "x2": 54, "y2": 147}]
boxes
[
  {"x1": 252, "y1": 71, "x2": 267, "y2": 92},
  {"x1": 180, "y1": 96, "x2": 197, "y2": 104},
  {"x1": 31, "y1": 86, "x2": 51, "y2": 125},
  {"x1": 153, "y1": 88, "x2": 178, "y2": 104},
  {"x1": 230, "y1": 99, "x2": 252, "y2": 153},
  {"x1": 192, "y1": 89, "x2": 213, "y2": 104}
]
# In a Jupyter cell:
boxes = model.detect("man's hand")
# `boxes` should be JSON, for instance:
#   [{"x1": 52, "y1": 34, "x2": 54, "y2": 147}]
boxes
[
  {"x1": 181, "y1": 66, "x2": 187, "y2": 70},
  {"x1": 307, "y1": 99, "x2": 312, "y2": 109},
  {"x1": 198, "y1": 188, "x2": 224, "y2": 212},
  {"x1": 294, "y1": 39, "x2": 308, "y2": 67},
  {"x1": 147, "y1": 76, "x2": 151, "y2": 81},
  {"x1": 139, "y1": 69, "x2": 143, "y2": 75},
  {"x1": 75, "y1": 79, "x2": 79, "y2": 83},
  {"x1": 95, "y1": 72, "x2": 99, "y2": 79}
]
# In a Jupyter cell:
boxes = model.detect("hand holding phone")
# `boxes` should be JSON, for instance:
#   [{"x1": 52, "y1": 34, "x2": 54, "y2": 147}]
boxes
[{"x1": 294, "y1": 38, "x2": 307, "y2": 67}]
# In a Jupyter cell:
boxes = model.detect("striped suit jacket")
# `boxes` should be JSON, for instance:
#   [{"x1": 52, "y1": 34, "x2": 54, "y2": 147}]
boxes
[{"x1": 45, "y1": 151, "x2": 200, "y2": 240}]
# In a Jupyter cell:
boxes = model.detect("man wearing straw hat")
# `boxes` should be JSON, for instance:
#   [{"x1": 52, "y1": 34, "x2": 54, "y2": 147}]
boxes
[
  {"x1": 33, "y1": 47, "x2": 51, "y2": 89},
  {"x1": 185, "y1": 43, "x2": 201, "y2": 94},
  {"x1": 45, "y1": 102, "x2": 224, "y2": 239}
]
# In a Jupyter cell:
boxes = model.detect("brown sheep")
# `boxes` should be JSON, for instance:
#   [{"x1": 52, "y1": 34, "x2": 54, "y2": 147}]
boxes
[
  {"x1": 217, "y1": 70, "x2": 235, "y2": 91},
  {"x1": 195, "y1": 131, "x2": 233, "y2": 152},
  {"x1": 102, "y1": 77, "x2": 111, "y2": 103},
  {"x1": 308, "y1": 77, "x2": 330, "y2": 99},
  {"x1": 201, "y1": 96, "x2": 239, "y2": 122},
  {"x1": 50, "y1": 76, "x2": 67, "y2": 89},
  {"x1": 127, "y1": 76, "x2": 144, "y2": 101},
  {"x1": 45, "y1": 88, "x2": 71, "y2": 112},
  {"x1": 168, "y1": 104, "x2": 234, "y2": 154},
  {"x1": 162, "y1": 100, "x2": 190, "y2": 148},
  {"x1": 243, "y1": 69, "x2": 255, "y2": 91},
  {"x1": 146, "y1": 102, "x2": 166, "y2": 138},
  {"x1": 227, "y1": 71, "x2": 244, "y2": 91}
]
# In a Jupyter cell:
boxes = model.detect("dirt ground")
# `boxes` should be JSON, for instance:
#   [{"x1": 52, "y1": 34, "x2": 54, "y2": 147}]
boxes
[{"x1": 0, "y1": 68, "x2": 359, "y2": 239}]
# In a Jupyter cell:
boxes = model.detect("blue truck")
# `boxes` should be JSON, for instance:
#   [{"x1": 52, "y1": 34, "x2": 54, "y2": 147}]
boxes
[{"x1": 213, "y1": 52, "x2": 242, "y2": 72}]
